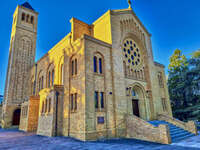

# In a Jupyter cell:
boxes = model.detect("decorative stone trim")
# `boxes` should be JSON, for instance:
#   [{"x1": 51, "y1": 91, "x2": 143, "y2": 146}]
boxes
[
  {"x1": 126, "y1": 115, "x2": 171, "y2": 144},
  {"x1": 157, "y1": 113, "x2": 198, "y2": 135}
]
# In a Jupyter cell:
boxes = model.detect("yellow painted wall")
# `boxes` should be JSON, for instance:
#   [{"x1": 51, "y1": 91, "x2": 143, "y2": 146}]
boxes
[{"x1": 93, "y1": 10, "x2": 112, "y2": 44}]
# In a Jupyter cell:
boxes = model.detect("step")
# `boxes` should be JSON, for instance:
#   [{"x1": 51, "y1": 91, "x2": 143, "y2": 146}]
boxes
[
  {"x1": 171, "y1": 132, "x2": 193, "y2": 139},
  {"x1": 172, "y1": 134, "x2": 194, "y2": 143},
  {"x1": 170, "y1": 130, "x2": 189, "y2": 136}
]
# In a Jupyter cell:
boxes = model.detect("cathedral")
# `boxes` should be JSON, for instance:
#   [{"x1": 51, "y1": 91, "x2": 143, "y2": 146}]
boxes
[{"x1": 1, "y1": 1, "x2": 198, "y2": 144}]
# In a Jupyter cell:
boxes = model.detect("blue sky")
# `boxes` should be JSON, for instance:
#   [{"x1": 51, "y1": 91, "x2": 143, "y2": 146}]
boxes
[{"x1": 0, "y1": 0, "x2": 200, "y2": 95}]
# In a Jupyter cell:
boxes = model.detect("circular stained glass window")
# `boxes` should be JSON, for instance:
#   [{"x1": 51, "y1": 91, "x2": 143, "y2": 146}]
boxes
[{"x1": 122, "y1": 38, "x2": 142, "y2": 68}]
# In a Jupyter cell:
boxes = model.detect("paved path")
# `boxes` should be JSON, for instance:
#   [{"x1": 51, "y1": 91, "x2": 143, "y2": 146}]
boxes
[{"x1": 0, "y1": 129, "x2": 200, "y2": 150}]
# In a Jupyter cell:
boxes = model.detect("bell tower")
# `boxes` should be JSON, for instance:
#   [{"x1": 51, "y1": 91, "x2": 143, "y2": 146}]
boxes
[{"x1": 2, "y1": 2, "x2": 38, "y2": 128}]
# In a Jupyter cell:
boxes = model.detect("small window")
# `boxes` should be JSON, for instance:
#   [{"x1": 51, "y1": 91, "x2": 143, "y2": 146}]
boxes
[
  {"x1": 99, "y1": 58, "x2": 102, "y2": 74},
  {"x1": 158, "y1": 72, "x2": 164, "y2": 88},
  {"x1": 61, "y1": 64, "x2": 64, "y2": 84},
  {"x1": 26, "y1": 14, "x2": 29, "y2": 22},
  {"x1": 71, "y1": 60, "x2": 74, "y2": 76},
  {"x1": 45, "y1": 99, "x2": 48, "y2": 113},
  {"x1": 31, "y1": 16, "x2": 34, "y2": 24},
  {"x1": 22, "y1": 13, "x2": 25, "y2": 21},
  {"x1": 75, "y1": 59, "x2": 77, "y2": 75},
  {"x1": 132, "y1": 89, "x2": 136, "y2": 97},
  {"x1": 48, "y1": 98, "x2": 51, "y2": 113},
  {"x1": 93, "y1": 56, "x2": 97, "y2": 73},
  {"x1": 100, "y1": 92, "x2": 104, "y2": 108},
  {"x1": 75, "y1": 93, "x2": 77, "y2": 110},
  {"x1": 52, "y1": 70, "x2": 54, "y2": 86},
  {"x1": 95, "y1": 91, "x2": 98, "y2": 109},
  {"x1": 42, "y1": 101, "x2": 44, "y2": 113},
  {"x1": 162, "y1": 98, "x2": 167, "y2": 111},
  {"x1": 71, "y1": 94, "x2": 73, "y2": 111},
  {"x1": 48, "y1": 71, "x2": 51, "y2": 88},
  {"x1": 41, "y1": 76, "x2": 44, "y2": 89}
]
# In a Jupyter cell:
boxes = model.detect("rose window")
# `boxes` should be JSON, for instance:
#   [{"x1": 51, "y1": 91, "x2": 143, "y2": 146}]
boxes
[{"x1": 122, "y1": 38, "x2": 142, "y2": 69}]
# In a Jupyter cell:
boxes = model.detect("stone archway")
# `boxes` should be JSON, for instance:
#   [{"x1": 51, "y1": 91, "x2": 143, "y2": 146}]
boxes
[
  {"x1": 12, "y1": 109, "x2": 21, "y2": 125},
  {"x1": 129, "y1": 83, "x2": 147, "y2": 120}
]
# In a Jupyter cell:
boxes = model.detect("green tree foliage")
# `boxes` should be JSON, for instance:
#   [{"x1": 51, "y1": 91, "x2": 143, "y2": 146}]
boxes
[{"x1": 168, "y1": 49, "x2": 200, "y2": 121}]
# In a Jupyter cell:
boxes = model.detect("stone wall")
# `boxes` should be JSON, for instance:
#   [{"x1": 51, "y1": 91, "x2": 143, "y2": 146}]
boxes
[
  {"x1": 19, "y1": 96, "x2": 40, "y2": 132},
  {"x1": 126, "y1": 115, "x2": 171, "y2": 144}
]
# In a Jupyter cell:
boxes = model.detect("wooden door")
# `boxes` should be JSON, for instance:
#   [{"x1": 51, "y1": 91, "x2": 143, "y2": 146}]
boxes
[
  {"x1": 12, "y1": 109, "x2": 21, "y2": 125},
  {"x1": 132, "y1": 99, "x2": 140, "y2": 117}
]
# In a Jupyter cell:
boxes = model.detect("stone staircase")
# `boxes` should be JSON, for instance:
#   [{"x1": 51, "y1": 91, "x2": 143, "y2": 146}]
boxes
[{"x1": 148, "y1": 120, "x2": 195, "y2": 143}]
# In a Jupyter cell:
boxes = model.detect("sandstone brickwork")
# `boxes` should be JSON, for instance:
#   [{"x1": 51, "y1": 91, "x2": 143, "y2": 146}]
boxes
[
  {"x1": 2, "y1": 2, "x2": 181, "y2": 144},
  {"x1": 2, "y1": 3, "x2": 38, "y2": 128}
]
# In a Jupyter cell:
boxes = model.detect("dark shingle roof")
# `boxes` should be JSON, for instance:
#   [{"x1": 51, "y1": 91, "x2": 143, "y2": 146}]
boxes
[{"x1": 21, "y1": 2, "x2": 34, "y2": 11}]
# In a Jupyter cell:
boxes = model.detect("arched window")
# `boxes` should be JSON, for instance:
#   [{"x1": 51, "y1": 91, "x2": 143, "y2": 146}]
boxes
[
  {"x1": 93, "y1": 56, "x2": 97, "y2": 73},
  {"x1": 93, "y1": 53, "x2": 104, "y2": 74},
  {"x1": 71, "y1": 60, "x2": 74, "y2": 76},
  {"x1": 41, "y1": 76, "x2": 44, "y2": 89},
  {"x1": 48, "y1": 98, "x2": 51, "y2": 113},
  {"x1": 30, "y1": 16, "x2": 33, "y2": 24},
  {"x1": 132, "y1": 89, "x2": 136, "y2": 97},
  {"x1": 71, "y1": 57, "x2": 78, "y2": 76},
  {"x1": 61, "y1": 64, "x2": 64, "y2": 84},
  {"x1": 99, "y1": 58, "x2": 102, "y2": 74},
  {"x1": 42, "y1": 101, "x2": 44, "y2": 113},
  {"x1": 70, "y1": 94, "x2": 73, "y2": 111},
  {"x1": 26, "y1": 14, "x2": 29, "y2": 22},
  {"x1": 22, "y1": 13, "x2": 25, "y2": 21},
  {"x1": 94, "y1": 91, "x2": 98, "y2": 109},
  {"x1": 75, "y1": 59, "x2": 77, "y2": 75},
  {"x1": 48, "y1": 71, "x2": 51, "y2": 88},
  {"x1": 52, "y1": 70, "x2": 54, "y2": 86},
  {"x1": 45, "y1": 99, "x2": 48, "y2": 113},
  {"x1": 100, "y1": 92, "x2": 104, "y2": 108}
]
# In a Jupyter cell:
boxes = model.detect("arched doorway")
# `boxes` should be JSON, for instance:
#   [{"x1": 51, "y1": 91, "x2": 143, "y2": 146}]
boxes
[
  {"x1": 130, "y1": 84, "x2": 147, "y2": 119},
  {"x1": 12, "y1": 109, "x2": 21, "y2": 125}
]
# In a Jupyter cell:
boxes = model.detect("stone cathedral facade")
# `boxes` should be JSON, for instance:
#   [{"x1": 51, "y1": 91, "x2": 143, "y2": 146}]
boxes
[{"x1": 1, "y1": 2, "x2": 197, "y2": 144}]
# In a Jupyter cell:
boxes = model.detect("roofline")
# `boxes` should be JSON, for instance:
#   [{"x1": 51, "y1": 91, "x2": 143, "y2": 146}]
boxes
[
  {"x1": 18, "y1": 5, "x2": 39, "y2": 14},
  {"x1": 154, "y1": 61, "x2": 165, "y2": 68},
  {"x1": 110, "y1": 8, "x2": 151, "y2": 36}
]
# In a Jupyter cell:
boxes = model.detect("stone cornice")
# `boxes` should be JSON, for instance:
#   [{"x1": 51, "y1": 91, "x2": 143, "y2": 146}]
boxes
[{"x1": 82, "y1": 34, "x2": 112, "y2": 48}]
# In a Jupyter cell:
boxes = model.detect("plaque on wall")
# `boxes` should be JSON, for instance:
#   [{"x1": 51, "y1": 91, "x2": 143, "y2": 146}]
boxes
[{"x1": 97, "y1": 117, "x2": 104, "y2": 124}]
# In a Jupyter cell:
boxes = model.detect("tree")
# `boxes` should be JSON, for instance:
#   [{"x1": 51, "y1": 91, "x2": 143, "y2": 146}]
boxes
[{"x1": 168, "y1": 49, "x2": 200, "y2": 121}]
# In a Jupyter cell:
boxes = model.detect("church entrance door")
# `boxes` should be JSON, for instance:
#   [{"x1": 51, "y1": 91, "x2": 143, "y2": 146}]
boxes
[
  {"x1": 12, "y1": 109, "x2": 21, "y2": 125},
  {"x1": 132, "y1": 99, "x2": 140, "y2": 117}
]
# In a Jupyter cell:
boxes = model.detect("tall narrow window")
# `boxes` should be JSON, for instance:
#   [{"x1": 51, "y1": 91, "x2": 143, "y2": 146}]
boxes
[
  {"x1": 99, "y1": 58, "x2": 102, "y2": 74},
  {"x1": 52, "y1": 70, "x2": 54, "y2": 86},
  {"x1": 31, "y1": 16, "x2": 34, "y2": 24},
  {"x1": 45, "y1": 99, "x2": 48, "y2": 113},
  {"x1": 75, "y1": 93, "x2": 77, "y2": 110},
  {"x1": 22, "y1": 13, "x2": 25, "y2": 21},
  {"x1": 71, "y1": 60, "x2": 74, "y2": 76},
  {"x1": 41, "y1": 76, "x2": 44, "y2": 89},
  {"x1": 93, "y1": 56, "x2": 97, "y2": 73},
  {"x1": 26, "y1": 14, "x2": 29, "y2": 22},
  {"x1": 71, "y1": 94, "x2": 73, "y2": 111},
  {"x1": 162, "y1": 98, "x2": 167, "y2": 111},
  {"x1": 61, "y1": 64, "x2": 64, "y2": 84},
  {"x1": 95, "y1": 91, "x2": 98, "y2": 109},
  {"x1": 42, "y1": 101, "x2": 44, "y2": 113},
  {"x1": 48, "y1": 71, "x2": 51, "y2": 88},
  {"x1": 75, "y1": 59, "x2": 77, "y2": 75},
  {"x1": 48, "y1": 98, "x2": 51, "y2": 113},
  {"x1": 100, "y1": 92, "x2": 104, "y2": 108}
]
